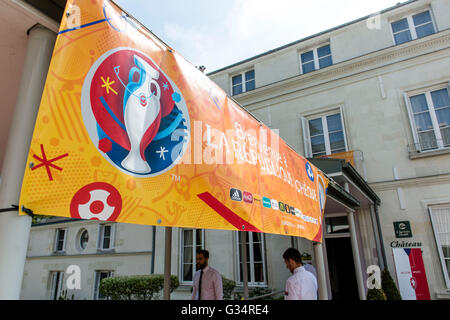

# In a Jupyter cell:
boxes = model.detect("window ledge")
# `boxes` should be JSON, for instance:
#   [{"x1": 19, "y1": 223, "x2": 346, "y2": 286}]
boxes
[
  {"x1": 96, "y1": 248, "x2": 116, "y2": 254},
  {"x1": 177, "y1": 284, "x2": 193, "y2": 292},
  {"x1": 409, "y1": 148, "x2": 450, "y2": 160},
  {"x1": 435, "y1": 291, "x2": 450, "y2": 300},
  {"x1": 51, "y1": 251, "x2": 66, "y2": 256}
]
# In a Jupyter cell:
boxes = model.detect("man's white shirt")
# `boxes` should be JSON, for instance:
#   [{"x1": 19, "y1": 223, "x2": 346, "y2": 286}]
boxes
[
  {"x1": 285, "y1": 266, "x2": 318, "y2": 300},
  {"x1": 191, "y1": 265, "x2": 223, "y2": 300}
]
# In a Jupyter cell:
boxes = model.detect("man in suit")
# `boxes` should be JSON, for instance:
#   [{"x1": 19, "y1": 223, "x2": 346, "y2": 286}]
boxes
[{"x1": 191, "y1": 249, "x2": 223, "y2": 300}]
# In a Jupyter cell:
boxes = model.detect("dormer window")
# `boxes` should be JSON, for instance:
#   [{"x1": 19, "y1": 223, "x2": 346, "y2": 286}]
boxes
[
  {"x1": 391, "y1": 10, "x2": 435, "y2": 45},
  {"x1": 300, "y1": 44, "x2": 333, "y2": 74},
  {"x1": 231, "y1": 70, "x2": 255, "y2": 96}
]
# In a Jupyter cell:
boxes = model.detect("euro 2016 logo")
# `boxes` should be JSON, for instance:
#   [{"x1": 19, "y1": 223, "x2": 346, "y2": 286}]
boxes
[{"x1": 81, "y1": 47, "x2": 190, "y2": 177}]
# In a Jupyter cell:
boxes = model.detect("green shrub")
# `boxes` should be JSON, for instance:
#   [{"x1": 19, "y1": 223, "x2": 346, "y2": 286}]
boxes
[
  {"x1": 99, "y1": 274, "x2": 179, "y2": 300},
  {"x1": 222, "y1": 276, "x2": 236, "y2": 300},
  {"x1": 381, "y1": 269, "x2": 402, "y2": 300},
  {"x1": 367, "y1": 288, "x2": 387, "y2": 300}
]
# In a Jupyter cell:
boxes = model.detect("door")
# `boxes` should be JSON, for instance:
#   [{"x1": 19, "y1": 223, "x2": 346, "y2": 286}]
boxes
[{"x1": 325, "y1": 237, "x2": 359, "y2": 300}]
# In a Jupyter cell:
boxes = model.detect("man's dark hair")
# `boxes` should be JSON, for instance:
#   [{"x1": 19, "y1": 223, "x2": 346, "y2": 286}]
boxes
[
  {"x1": 197, "y1": 249, "x2": 209, "y2": 259},
  {"x1": 283, "y1": 248, "x2": 302, "y2": 264}
]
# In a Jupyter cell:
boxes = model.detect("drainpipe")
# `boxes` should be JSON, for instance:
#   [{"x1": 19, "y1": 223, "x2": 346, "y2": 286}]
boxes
[
  {"x1": 163, "y1": 227, "x2": 172, "y2": 300},
  {"x1": 151, "y1": 226, "x2": 156, "y2": 274},
  {"x1": 374, "y1": 204, "x2": 387, "y2": 270},
  {"x1": 370, "y1": 204, "x2": 385, "y2": 270}
]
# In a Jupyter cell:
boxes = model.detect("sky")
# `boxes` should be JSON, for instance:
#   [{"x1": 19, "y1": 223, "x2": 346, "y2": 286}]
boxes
[{"x1": 114, "y1": 0, "x2": 406, "y2": 73}]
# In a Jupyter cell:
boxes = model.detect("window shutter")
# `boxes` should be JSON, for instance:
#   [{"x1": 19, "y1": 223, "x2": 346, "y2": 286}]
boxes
[
  {"x1": 110, "y1": 224, "x2": 116, "y2": 249},
  {"x1": 63, "y1": 229, "x2": 67, "y2": 251},
  {"x1": 339, "y1": 106, "x2": 349, "y2": 152},
  {"x1": 97, "y1": 225, "x2": 103, "y2": 250},
  {"x1": 403, "y1": 93, "x2": 420, "y2": 151},
  {"x1": 301, "y1": 116, "x2": 312, "y2": 157}
]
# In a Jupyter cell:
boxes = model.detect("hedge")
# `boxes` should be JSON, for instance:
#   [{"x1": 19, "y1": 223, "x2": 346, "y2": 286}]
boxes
[
  {"x1": 99, "y1": 274, "x2": 179, "y2": 300},
  {"x1": 222, "y1": 276, "x2": 236, "y2": 300}
]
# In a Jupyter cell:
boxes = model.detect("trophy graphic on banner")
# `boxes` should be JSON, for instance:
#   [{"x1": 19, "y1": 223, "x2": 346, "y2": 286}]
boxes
[{"x1": 121, "y1": 55, "x2": 161, "y2": 173}]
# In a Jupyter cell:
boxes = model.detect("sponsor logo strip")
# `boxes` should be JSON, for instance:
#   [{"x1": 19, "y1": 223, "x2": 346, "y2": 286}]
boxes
[{"x1": 198, "y1": 192, "x2": 261, "y2": 232}]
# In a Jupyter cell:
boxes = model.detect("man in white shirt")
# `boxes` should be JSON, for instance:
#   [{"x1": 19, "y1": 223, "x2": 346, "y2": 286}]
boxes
[
  {"x1": 191, "y1": 249, "x2": 223, "y2": 300},
  {"x1": 283, "y1": 248, "x2": 318, "y2": 300}
]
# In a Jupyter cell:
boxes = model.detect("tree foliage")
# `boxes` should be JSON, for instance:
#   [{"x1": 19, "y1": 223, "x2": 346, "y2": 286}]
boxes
[{"x1": 381, "y1": 269, "x2": 402, "y2": 300}]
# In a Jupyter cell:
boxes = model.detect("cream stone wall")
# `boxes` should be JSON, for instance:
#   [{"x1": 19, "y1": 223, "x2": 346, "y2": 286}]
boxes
[{"x1": 208, "y1": 0, "x2": 450, "y2": 299}]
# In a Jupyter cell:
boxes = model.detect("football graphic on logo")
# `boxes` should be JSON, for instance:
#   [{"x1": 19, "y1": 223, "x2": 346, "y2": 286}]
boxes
[
  {"x1": 81, "y1": 47, "x2": 190, "y2": 177},
  {"x1": 70, "y1": 182, "x2": 122, "y2": 221}
]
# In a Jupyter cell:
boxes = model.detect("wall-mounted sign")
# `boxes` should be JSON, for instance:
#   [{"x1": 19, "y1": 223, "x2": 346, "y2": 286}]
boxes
[
  {"x1": 390, "y1": 240, "x2": 422, "y2": 248},
  {"x1": 392, "y1": 248, "x2": 431, "y2": 300},
  {"x1": 394, "y1": 221, "x2": 412, "y2": 238}
]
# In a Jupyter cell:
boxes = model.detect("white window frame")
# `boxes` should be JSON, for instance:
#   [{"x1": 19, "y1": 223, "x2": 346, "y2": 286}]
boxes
[
  {"x1": 179, "y1": 228, "x2": 205, "y2": 285},
  {"x1": 54, "y1": 228, "x2": 67, "y2": 253},
  {"x1": 230, "y1": 69, "x2": 255, "y2": 96},
  {"x1": 390, "y1": 9, "x2": 437, "y2": 45},
  {"x1": 299, "y1": 43, "x2": 332, "y2": 75},
  {"x1": 49, "y1": 271, "x2": 64, "y2": 300},
  {"x1": 235, "y1": 232, "x2": 267, "y2": 286},
  {"x1": 77, "y1": 228, "x2": 89, "y2": 252},
  {"x1": 404, "y1": 84, "x2": 450, "y2": 152},
  {"x1": 93, "y1": 270, "x2": 114, "y2": 300},
  {"x1": 303, "y1": 108, "x2": 348, "y2": 158},
  {"x1": 428, "y1": 205, "x2": 450, "y2": 290},
  {"x1": 97, "y1": 224, "x2": 115, "y2": 251}
]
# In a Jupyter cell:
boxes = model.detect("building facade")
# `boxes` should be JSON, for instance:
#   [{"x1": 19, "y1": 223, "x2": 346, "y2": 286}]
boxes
[
  {"x1": 208, "y1": 0, "x2": 450, "y2": 299},
  {"x1": 14, "y1": 0, "x2": 450, "y2": 300}
]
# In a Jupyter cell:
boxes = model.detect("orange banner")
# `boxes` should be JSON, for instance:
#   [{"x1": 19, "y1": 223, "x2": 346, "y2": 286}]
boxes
[{"x1": 19, "y1": 0, "x2": 328, "y2": 241}]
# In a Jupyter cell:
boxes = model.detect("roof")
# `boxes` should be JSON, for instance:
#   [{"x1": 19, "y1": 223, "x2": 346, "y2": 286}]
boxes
[
  {"x1": 309, "y1": 157, "x2": 381, "y2": 205},
  {"x1": 207, "y1": 0, "x2": 418, "y2": 75}
]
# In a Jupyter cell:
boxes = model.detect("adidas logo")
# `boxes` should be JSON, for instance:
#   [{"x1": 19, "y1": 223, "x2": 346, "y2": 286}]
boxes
[{"x1": 230, "y1": 188, "x2": 242, "y2": 201}]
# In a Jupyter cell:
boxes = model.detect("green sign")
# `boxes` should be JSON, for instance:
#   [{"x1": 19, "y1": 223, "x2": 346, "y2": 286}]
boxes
[{"x1": 394, "y1": 221, "x2": 412, "y2": 238}]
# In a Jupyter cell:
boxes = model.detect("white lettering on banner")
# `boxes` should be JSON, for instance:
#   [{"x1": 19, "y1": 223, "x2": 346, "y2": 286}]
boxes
[{"x1": 178, "y1": 119, "x2": 323, "y2": 207}]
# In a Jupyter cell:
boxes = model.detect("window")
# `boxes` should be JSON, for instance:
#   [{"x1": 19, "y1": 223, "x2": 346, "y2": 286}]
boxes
[
  {"x1": 180, "y1": 228, "x2": 204, "y2": 283},
  {"x1": 429, "y1": 206, "x2": 450, "y2": 289},
  {"x1": 49, "y1": 271, "x2": 64, "y2": 300},
  {"x1": 391, "y1": 10, "x2": 435, "y2": 45},
  {"x1": 325, "y1": 216, "x2": 350, "y2": 235},
  {"x1": 77, "y1": 229, "x2": 89, "y2": 251},
  {"x1": 93, "y1": 270, "x2": 113, "y2": 300},
  {"x1": 231, "y1": 70, "x2": 255, "y2": 95},
  {"x1": 97, "y1": 224, "x2": 115, "y2": 250},
  {"x1": 306, "y1": 112, "x2": 347, "y2": 157},
  {"x1": 300, "y1": 44, "x2": 333, "y2": 74},
  {"x1": 236, "y1": 232, "x2": 267, "y2": 285},
  {"x1": 406, "y1": 87, "x2": 450, "y2": 151},
  {"x1": 54, "y1": 228, "x2": 67, "y2": 252}
]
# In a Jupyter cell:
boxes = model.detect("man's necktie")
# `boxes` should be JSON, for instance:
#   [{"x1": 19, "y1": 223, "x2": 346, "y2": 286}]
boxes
[{"x1": 198, "y1": 270, "x2": 203, "y2": 300}]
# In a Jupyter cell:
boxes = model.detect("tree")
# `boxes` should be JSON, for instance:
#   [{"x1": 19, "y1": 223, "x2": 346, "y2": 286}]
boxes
[
  {"x1": 381, "y1": 269, "x2": 402, "y2": 300},
  {"x1": 366, "y1": 288, "x2": 387, "y2": 300}
]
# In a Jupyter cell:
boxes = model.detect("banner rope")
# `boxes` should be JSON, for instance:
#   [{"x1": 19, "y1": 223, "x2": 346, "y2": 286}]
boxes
[{"x1": 0, "y1": 205, "x2": 34, "y2": 217}]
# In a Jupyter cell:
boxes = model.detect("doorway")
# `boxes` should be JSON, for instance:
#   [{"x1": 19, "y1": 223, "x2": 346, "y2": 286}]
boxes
[
  {"x1": 325, "y1": 237, "x2": 359, "y2": 300},
  {"x1": 324, "y1": 215, "x2": 359, "y2": 300}
]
